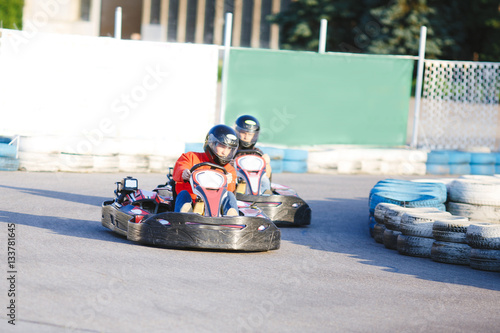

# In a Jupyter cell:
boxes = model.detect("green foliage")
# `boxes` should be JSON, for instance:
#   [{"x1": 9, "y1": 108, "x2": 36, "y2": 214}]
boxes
[
  {"x1": 368, "y1": 0, "x2": 454, "y2": 59},
  {"x1": 0, "y1": 0, "x2": 24, "y2": 30},
  {"x1": 270, "y1": 0, "x2": 366, "y2": 51},
  {"x1": 270, "y1": 0, "x2": 500, "y2": 61},
  {"x1": 462, "y1": 0, "x2": 500, "y2": 61}
]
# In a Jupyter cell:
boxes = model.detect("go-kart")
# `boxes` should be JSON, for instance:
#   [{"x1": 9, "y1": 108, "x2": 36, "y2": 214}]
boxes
[
  {"x1": 235, "y1": 150, "x2": 311, "y2": 227},
  {"x1": 101, "y1": 162, "x2": 280, "y2": 251}
]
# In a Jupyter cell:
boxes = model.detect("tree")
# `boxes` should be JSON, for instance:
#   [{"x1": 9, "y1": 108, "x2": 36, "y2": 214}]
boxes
[
  {"x1": 367, "y1": 0, "x2": 459, "y2": 58},
  {"x1": 0, "y1": 0, "x2": 24, "y2": 30},
  {"x1": 461, "y1": 0, "x2": 500, "y2": 61},
  {"x1": 270, "y1": 0, "x2": 500, "y2": 61},
  {"x1": 270, "y1": 0, "x2": 366, "y2": 52}
]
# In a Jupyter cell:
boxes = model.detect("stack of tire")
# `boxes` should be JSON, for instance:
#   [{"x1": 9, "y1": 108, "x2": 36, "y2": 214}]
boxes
[
  {"x1": 260, "y1": 147, "x2": 285, "y2": 174},
  {"x1": 426, "y1": 150, "x2": 473, "y2": 175},
  {"x1": 18, "y1": 136, "x2": 60, "y2": 172},
  {"x1": 371, "y1": 176, "x2": 500, "y2": 272},
  {"x1": 307, "y1": 148, "x2": 427, "y2": 175},
  {"x1": 448, "y1": 176, "x2": 500, "y2": 271},
  {"x1": 425, "y1": 150, "x2": 451, "y2": 175},
  {"x1": 369, "y1": 179, "x2": 448, "y2": 240},
  {"x1": 448, "y1": 151, "x2": 472, "y2": 175},
  {"x1": 373, "y1": 204, "x2": 451, "y2": 257},
  {"x1": 426, "y1": 150, "x2": 497, "y2": 176},
  {"x1": 431, "y1": 216, "x2": 472, "y2": 265},
  {"x1": 0, "y1": 137, "x2": 19, "y2": 171},
  {"x1": 447, "y1": 176, "x2": 500, "y2": 224},
  {"x1": 469, "y1": 152, "x2": 496, "y2": 175},
  {"x1": 282, "y1": 149, "x2": 308, "y2": 173},
  {"x1": 398, "y1": 209, "x2": 452, "y2": 258},
  {"x1": 466, "y1": 223, "x2": 500, "y2": 271},
  {"x1": 496, "y1": 153, "x2": 500, "y2": 174},
  {"x1": 369, "y1": 179, "x2": 447, "y2": 225}
]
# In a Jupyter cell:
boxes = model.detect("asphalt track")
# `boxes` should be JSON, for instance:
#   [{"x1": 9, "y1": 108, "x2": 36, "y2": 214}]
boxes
[{"x1": 0, "y1": 171, "x2": 499, "y2": 333}]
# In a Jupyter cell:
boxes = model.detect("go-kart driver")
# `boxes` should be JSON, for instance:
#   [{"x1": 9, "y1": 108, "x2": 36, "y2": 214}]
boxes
[
  {"x1": 234, "y1": 115, "x2": 272, "y2": 194},
  {"x1": 173, "y1": 124, "x2": 240, "y2": 216}
]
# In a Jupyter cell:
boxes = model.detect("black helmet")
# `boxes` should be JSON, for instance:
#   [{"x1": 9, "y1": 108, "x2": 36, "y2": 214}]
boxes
[
  {"x1": 234, "y1": 115, "x2": 260, "y2": 149},
  {"x1": 203, "y1": 124, "x2": 239, "y2": 165}
]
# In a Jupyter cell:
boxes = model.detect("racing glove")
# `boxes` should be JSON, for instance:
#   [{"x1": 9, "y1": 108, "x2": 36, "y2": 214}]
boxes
[{"x1": 182, "y1": 169, "x2": 191, "y2": 182}]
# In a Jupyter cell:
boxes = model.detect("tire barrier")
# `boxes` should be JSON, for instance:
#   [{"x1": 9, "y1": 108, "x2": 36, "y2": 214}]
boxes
[
  {"x1": 15, "y1": 135, "x2": 185, "y2": 173},
  {"x1": 281, "y1": 148, "x2": 308, "y2": 173},
  {"x1": 370, "y1": 175, "x2": 500, "y2": 272},
  {"x1": 282, "y1": 160, "x2": 307, "y2": 173},
  {"x1": 260, "y1": 146, "x2": 285, "y2": 174},
  {"x1": 0, "y1": 157, "x2": 19, "y2": 171},
  {"x1": 259, "y1": 147, "x2": 285, "y2": 160},
  {"x1": 369, "y1": 179, "x2": 447, "y2": 213},
  {"x1": 184, "y1": 142, "x2": 204, "y2": 153},
  {"x1": 448, "y1": 177, "x2": 500, "y2": 206},
  {"x1": 269, "y1": 159, "x2": 283, "y2": 174},
  {"x1": 426, "y1": 150, "x2": 498, "y2": 176},
  {"x1": 308, "y1": 148, "x2": 427, "y2": 175},
  {"x1": 426, "y1": 163, "x2": 450, "y2": 175},
  {"x1": 467, "y1": 223, "x2": 500, "y2": 272},
  {"x1": 431, "y1": 217, "x2": 472, "y2": 265},
  {"x1": 495, "y1": 153, "x2": 500, "y2": 174},
  {"x1": 0, "y1": 137, "x2": 19, "y2": 171},
  {"x1": 426, "y1": 151, "x2": 449, "y2": 164},
  {"x1": 369, "y1": 179, "x2": 448, "y2": 238},
  {"x1": 10, "y1": 136, "x2": 500, "y2": 176},
  {"x1": 398, "y1": 211, "x2": 452, "y2": 258}
]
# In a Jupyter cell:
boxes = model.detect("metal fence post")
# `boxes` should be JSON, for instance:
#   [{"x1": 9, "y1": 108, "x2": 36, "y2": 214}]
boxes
[
  {"x1": 219, "y1": 12, "x2": 233, "y2": 124},
  {"x1": 318, "y1": 19, "x2": 328, "y2": 54},
  {"x1": 114, "y1": 7, "x2": 122, "y2": 40},
  {"x1": 411, "y1": 26, "x2": 427, "y2": 148}
]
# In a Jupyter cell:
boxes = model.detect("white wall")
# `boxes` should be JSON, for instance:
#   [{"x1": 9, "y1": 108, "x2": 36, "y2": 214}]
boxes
[{"x1": 0, "y1": 29, "x2": 219, "y2": 159}]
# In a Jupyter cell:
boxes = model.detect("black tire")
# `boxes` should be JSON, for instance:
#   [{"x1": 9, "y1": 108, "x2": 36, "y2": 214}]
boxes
[
  {"x1": 399, "y1": 211, "x2": 452, "y2": 238},
  {"x1": 383, "y1": 229, "x2": 401, "y2": 250},
  {"x1": 469, "y1": 248, "x2": 500, "y2": 272},
  {"x1": 373, "y1": 223, "x2": 386, "y2": 244},
  {"x1": 431, "y1": 241, "x2": 471, "y2": 265},
  {"x1": 466, "y1": 223, "x2": 500, "y2": 250},
  {"x1": 374, "y1": 203, "x2": 400, "y2": 224},
  {"x1": 383, "y1": 207, "x2": 407, "y2": 231},
  {"x1": 432, "y1": 217, "x2": 471, "y2": 243},
  {"x1": 397, "y1": 234, "x2": 434, "y2": 258}
]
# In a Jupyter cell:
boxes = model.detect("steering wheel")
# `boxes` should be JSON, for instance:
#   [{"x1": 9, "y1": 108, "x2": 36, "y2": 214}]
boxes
[
  {"x1": 190, "y1": 162, "x2": 228, "y2": 174},
  {"x1": 236, "y1": 149, "x2": 263, "y2": 156}
]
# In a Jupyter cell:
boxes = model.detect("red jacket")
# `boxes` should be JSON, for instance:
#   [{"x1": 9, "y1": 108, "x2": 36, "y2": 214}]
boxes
[{"x1": 173, "y1": 151, "x2": 237, "y2": 201}]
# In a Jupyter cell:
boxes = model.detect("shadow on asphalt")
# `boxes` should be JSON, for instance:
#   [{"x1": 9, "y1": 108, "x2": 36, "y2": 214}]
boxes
[
  {"x1": 0, "y1": 210, "x2": 130, "y2": 244},
  {"x1": 0, "y1": 184, "x2": 107, "y2": 207},
  {"x1": 0, "y1": 184, "x2": 128, "y2": 244},
  {"x1": 279, "y1": 197, "x2": 500, "y2": 292}
]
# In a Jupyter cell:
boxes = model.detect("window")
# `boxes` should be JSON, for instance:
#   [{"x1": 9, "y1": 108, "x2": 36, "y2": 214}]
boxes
[
  {"x1": 150, "y1": 0, "x2": 161, "y2": 24},
  {"x1": 80, "y1": 0, "x2": 91, "y2": 21}
]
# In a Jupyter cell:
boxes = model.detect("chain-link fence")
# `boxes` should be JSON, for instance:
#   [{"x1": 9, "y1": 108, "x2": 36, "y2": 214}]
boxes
[{"x1": 418, "y1": 60, "x2": 500, "y2": 150}]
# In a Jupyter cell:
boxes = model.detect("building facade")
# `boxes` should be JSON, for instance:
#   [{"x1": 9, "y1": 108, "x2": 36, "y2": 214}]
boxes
[{"x1": 21, "y1": 0, "x2": 290, "y2": 48}]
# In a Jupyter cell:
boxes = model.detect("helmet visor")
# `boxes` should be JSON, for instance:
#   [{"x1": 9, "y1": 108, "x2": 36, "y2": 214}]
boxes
[
  {"x1": 235, "y1": 127, "x2": 259, "y2": 148},
  {"x1": 208, "y1": 134, "x2": 238, "y2": 163}
]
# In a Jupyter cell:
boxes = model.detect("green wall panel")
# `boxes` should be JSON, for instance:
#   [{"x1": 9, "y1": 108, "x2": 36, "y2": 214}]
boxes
[{"x1": 224, "y1": 48, "x2": 414, "y2": 146}]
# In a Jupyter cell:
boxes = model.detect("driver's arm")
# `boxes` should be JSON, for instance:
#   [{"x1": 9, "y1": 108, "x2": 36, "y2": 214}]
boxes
[
  {"x1": 173, "y1": 153, "x2": 194, "y2": 183},
  {"x1": 263, "y1": 153, "x2": 272, "y2": 178},
  {"x1": 226, "y1": 166, "x2": 238, "y2": 193}
]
